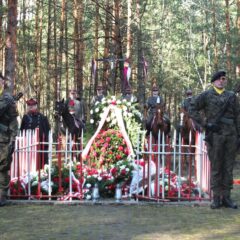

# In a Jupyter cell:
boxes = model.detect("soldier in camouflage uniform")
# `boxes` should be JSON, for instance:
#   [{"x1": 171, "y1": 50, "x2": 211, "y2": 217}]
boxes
[
  {"x1": 144, "y1": 85, "x2": 165, "y2": 136},
  {"x1": 0, "y1": 73, "x2": 19, "y2": 207},
  {"x1": 189, "y1": 70, "x2": 239, "y2": 209}
]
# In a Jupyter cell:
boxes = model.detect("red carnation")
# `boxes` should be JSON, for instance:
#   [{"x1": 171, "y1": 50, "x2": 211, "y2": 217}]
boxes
[
  {"x1": 118, "y1": 146, "x2": 124, "y2": 151},
  {"x1": 110, "y1": 167, "x2": 117, "y2": 175},
  {"x1": 116, "y1": 154, "x2": 122, "y2": 160},
  {"x1": 69, "y1": 100, "x2": 75, "y2": 106}
]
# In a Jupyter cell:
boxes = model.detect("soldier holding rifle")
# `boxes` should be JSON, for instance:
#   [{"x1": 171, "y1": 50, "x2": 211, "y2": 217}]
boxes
[
  {"x1": 189, "y1": 70, "x2": 240, "y2": 209},
  {"x1": 0, "y1": 73, "x2": 20, "y2": 207}
]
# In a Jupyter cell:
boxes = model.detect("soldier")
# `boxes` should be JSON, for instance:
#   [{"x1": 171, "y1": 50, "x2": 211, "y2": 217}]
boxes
[
  {"x1": 91, "y1": 85, "x2": 105, "y2": 107},
  {"x1": 189, "y1": 70, "x2": 239, "y2": 209},
  {"x1": 181, "y1": 89, "x2": 193, "y2": 112},
  {"x1": 144, "y1": 85, "x2": 165, "y2": 136},
  {"x1": 121, "y1": 86, "x2": 138, "y2": 103},
  {"x1": 20, "y1": 98, "x2": 50, "y2": 166},
  {"x1": 0, "y1": 73, "x2": 19, "y2": 207},
  {"x1": 66, "y1": 89, "x2": 86, "y2": 129}
]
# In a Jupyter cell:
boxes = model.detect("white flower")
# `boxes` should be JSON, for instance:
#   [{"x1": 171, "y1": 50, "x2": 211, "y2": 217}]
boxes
[
  {"x1": 106, "y1": 117, "x2": 110, "y2": 122},
  {"x1": 111, "y1": 119, "x2": 117, "y2": 125},
  {"x1": 90, "y1": 110, "x2": 93, "y2": 114},
  {"x1": 127, "y1": 112, "x2": 133, "y2": 118},
  {"x1": 103, "y1": 107, "x2": 107, "y2": 112},
  {"x1": 98, "y1": 176, "x2": 102, "y2": 181},
  {"x1": 122, "y1": 105, "x2": 127, "y2": 111},
  {"x1": 86, "y1": 183, "x2": 92, "y2": 188},
  {"x1": 127, "y1": 102, "x2": 131, "y2": 106},
  {"x1": 116, "y1": 100, "x2": 121, "y2": 105},
  {"x1": 102, "y1": 98, "x2": 106, "y2": 104},
  {"x1": 86, "y1": 194, "x2": 92, "y2": 200},
  {"x1": 120, "y1": 165, "x2": 126, "y2": 170},
  {"x1": 95, "y1": 108, "x2": 99, "y2": 113},
  {"x1": 90, "y1": 119, "x2": 94, "y2": 124},
  {"x1": 95, "y1": 101, "x2": 99, "y2": 105},
  {"x1": 107, "y1": 99, "x2": 111, "y2": 104},
  {"x1": 126, "y1": 168, "x2": 129, "y2": 172},
  {"x1": 100, "y1": 113, "x2": 104, "y2": 118},
  {"x1": 122, "y1": 99, "x2": 127, "y2": 103}
]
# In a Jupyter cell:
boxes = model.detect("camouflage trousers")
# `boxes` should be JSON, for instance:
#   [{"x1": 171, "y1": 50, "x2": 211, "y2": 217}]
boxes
[
  {"x1": 0, "y1": 143, "x2": 12, "y2": 193},
  {"x1": 207, "y1": 133, "x2": 237, "y2": 197}
]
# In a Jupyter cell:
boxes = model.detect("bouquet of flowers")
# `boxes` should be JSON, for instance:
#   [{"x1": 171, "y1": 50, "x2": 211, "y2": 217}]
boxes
[
  {"x1": 89, "y1": 95, "x2": 143, "y2": 147},
  {"x1": 87, "y1": 129, "x2": 129, "y2": 168}
]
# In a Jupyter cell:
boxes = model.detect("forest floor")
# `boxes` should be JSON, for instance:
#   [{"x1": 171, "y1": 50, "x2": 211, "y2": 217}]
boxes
[{"x1": 1, "y1": 160, "x2": 240, "y2": 240}]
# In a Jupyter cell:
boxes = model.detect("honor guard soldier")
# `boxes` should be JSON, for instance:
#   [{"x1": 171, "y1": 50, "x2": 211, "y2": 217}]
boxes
[
  {"x1": 91, "y1": 85, "x2": 105, "y2": 107},
  {"x1": 0, "y1": 73, "x2": 19, "y2": 207},
  {"x1": 121, "y1": 86, "x2": 138, "y2": 103},
  {"x1": 181, "y1": 89, "x2": 193, "y2": 113},
  {"x1": 20, "y1": 98, "x2": 50, "y2": 166},
  {"x1": 145, "y1": 85, "x2": 165, "y2": 136},
  {"x1": 189, "y1": 70, "x2": 240, "y2": 209}
]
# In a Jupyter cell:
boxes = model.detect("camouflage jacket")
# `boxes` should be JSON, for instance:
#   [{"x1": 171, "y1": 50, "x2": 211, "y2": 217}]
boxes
[
  {"x1": 189, "y1": 87, "x2": 240, "y2": 136},
  {"x1": 0, "y1": 92, "x2": 18, "y2": 143}
]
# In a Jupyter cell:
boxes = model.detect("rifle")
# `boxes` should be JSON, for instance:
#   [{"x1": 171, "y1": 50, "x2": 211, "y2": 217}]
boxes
[{"x1": 205, "y1": 83, "x2": 240, "y2": 146}]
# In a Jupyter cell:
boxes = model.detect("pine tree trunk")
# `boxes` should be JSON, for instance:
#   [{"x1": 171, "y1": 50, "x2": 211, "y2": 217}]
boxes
[
  {"x1": 0, "y1": 0, "x2": 3, "y2": 70},
  {"x1": 237, "y1": 0, "x2": 240, "y2": 78},
  {"x1": 136, "y1": 0, "x2": 145, "y2": 107},
  {"x1": 5, "y1": 0, "x2": 18, "y2": 92}
]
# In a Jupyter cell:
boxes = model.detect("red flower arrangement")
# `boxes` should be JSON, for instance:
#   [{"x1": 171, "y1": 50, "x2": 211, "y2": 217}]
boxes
[{"x1": 87, "y1": 129, "x2": 130, "y2": 169}]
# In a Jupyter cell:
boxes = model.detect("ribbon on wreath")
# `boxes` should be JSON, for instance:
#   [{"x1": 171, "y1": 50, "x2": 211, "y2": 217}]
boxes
[
  {"x1": 82, "y1": 104, "x2": 134, "y2": 160},
  {"x1": 123, "y1": 60, "x2": 131, "y2": 86}
]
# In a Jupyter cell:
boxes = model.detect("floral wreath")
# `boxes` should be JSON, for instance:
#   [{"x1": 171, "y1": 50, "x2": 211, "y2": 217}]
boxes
[{"x1": 90, "y1": 95, "x2": 143, "y2": 148}]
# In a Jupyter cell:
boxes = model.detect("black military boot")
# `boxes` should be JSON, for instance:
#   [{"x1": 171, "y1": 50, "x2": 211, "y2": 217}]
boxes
[
  {"x1": 222, "y1": 196, "x2": 238, "y2": 209},
  {"x1": 210, "y1": 196, "x2": 221, "y2": 209},
  {"x1": 0, "y1": 190, "x2": 7, "y2": 207}
]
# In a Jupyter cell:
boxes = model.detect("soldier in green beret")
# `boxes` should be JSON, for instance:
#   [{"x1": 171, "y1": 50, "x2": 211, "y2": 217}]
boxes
[
  {"x1": 189, "y1": 70, "x2": 239, "y2": 209},
  {"x1": 0, "y1": 73, "x2": 19, "y2": 207}
]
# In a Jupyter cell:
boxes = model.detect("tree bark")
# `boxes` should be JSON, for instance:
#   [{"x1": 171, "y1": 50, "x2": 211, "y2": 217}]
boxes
[
  {"x1": 236, "y1": 0, "x2": 240, "y2": 78},
  {"x1": 5, "y1": 0, "x2": 18, "y2": 92}
]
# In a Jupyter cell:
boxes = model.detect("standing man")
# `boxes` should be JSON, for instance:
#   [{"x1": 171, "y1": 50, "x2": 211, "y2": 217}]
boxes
[
  {"x1": 20, "y1": 98, "x2": 50, "y2": 167},
  {"x1": 189, "y1": 70, "x2": 239, "y2": 209},
  {"x1": 0, "y1": 73, "x2": 19, "y2": 207}
]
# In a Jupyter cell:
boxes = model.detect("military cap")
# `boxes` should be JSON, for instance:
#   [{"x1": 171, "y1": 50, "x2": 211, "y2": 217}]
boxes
[
  {"x1": 26, "y1": 98, "x2": 38, "y2": 106},
  {"x1": 211, "y1": 70, "x2": 226, "y2": 83},
  {"x1": 186, "y1": 89, "x2": 192, "y2": 96}
]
